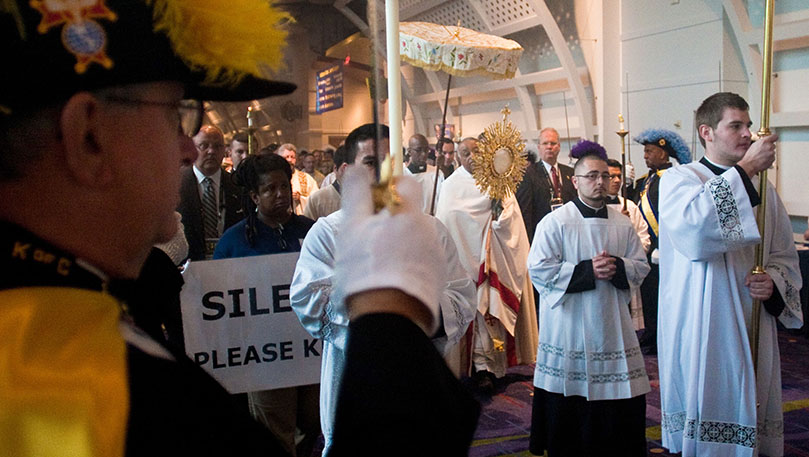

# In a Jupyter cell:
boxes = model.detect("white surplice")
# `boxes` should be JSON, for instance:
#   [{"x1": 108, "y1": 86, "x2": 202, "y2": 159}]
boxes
[
  {"x1": 289, "y1": 209, "x2": 476, "y2": 446},
  {"x1": 658, "y1": 162, "x2": 802, "y2": 457},
  {"x1": 528, "y1": 201, "x2": 651, "y2": 400},
  {"x1": 607, "y1": 196, "x2": 651, "y2": 330},
  {"x1": 436, "y1": 167, "x2": 538, "y2": 377},
  {"x1": 404, "y1": 164, "x2": 444, "y2": 214}
]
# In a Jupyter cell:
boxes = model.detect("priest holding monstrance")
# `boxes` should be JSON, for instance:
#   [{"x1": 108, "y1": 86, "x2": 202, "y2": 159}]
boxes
[{"x1": 436, "y1": 108, "x2": 538, "y2": 394}]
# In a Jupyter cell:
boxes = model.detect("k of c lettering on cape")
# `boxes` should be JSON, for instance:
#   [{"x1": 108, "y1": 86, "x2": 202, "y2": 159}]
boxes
[
  {"x1": 180, "y1": 253, "x2": 321, "y2": 393},
  {"x1": 11, "y1": 240, "x2": 73, "y2": 276}
]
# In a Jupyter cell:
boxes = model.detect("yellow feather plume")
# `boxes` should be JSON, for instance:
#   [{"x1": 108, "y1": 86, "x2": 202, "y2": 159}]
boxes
[{"x1": 148, "y1": 0, "x2": 291, "y2": 85}]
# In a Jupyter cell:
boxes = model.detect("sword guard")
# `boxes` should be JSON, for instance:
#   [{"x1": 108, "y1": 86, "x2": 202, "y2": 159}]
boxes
[{"x1": 371, "y1": 178, "x2": 403, "y2": 214}]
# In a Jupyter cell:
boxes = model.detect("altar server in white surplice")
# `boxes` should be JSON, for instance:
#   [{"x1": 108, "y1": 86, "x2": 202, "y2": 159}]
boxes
[
  {"x1": 403, "y1": 133, "x2": 444, "y2": 214},
  {"x1": 527, "y1": 153, "x2": 651, "y2": 457},
  {"x1": 606, "y1": 158, "x2": 651, "y2": 330},
  {"x1": 658, "y1": 92, "x2": 803, "y2": 457},
  {"x1": 290, "y1": 124, "x2": 477, "y2": 451},
  {"x1": 436, "y1": 137, "x2": 538, "y2": 394},
  {"x1": 403, "y1": 164, "x2": 443, "y2": 214},
  {"x1": 568, "y1": 140, "x2": 651, "y2": 331}
]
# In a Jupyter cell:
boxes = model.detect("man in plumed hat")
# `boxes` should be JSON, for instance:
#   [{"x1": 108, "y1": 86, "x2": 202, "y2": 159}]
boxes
[
  {"x1": 0, "y1": 1, "x2": 298, "y2": 455},
  {"x1": 631, "y1": 128, "x2": 691, "y2": 354},
  {"x1": 0, "y1": 2, "x2": 477, "y2": 456},
  {"x1": 632, "y1": 129, "x2": 692, "y2": 199}
]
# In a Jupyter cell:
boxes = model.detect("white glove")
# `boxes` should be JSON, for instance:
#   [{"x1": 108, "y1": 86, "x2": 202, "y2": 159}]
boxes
[
  {"x1": 650, "y1": 248, "x2": 659, "y2": 265},
  {"x1": 154, "y1": 211, "x2": 189, "y2": 266},
  {"x1": 624, "y1": 162, "x2": 635, "y2": 185},
  {"x1": 332, "y1": 166, "x2": 446, "y2": 335}
]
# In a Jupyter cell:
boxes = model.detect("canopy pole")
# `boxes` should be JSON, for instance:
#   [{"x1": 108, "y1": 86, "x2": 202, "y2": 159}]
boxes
[{"x1": 429, "y1": 74, "x2": 452, "y2": 215}]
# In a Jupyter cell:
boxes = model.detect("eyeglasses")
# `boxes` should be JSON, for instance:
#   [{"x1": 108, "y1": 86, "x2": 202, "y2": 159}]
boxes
[
  {"x1": 195, "y1": 141, "x2": 226, "y2": 152},
  {"x1": 103, "y1": 96, "x2": 204, "y2": 137},
  {"x1": 575, "y1": 172, "x2": 612, "y2": 182},
  {"x1": 540, "y1": 141, "x2": 559, "y2": 147}
]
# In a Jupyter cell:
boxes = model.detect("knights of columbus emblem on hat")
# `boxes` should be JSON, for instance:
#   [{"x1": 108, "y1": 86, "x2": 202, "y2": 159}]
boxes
[{"x1": 30, "y1": 0, "x2": 118, "y2": 74}]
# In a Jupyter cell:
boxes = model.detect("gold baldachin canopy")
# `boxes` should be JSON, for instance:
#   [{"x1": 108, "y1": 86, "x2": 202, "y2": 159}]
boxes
[{"x1": 473, "y1": 106, "x2": 527, "y2": 201}]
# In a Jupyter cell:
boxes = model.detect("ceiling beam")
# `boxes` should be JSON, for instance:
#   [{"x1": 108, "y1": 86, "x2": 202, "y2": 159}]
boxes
[
  {"x1": 524, "y1": 0, "x2": 594, "y2": 139},
  {"x1": 408, "y1": 66, "x2": 589, "y2": 104}
]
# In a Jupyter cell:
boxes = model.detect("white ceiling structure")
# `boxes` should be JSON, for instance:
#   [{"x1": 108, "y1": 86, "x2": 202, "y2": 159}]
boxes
[
  {"x1": 203, "y1": 0, "x2": 596, "y2": 145},
  {"x1": 350, "y1": 0, "x2": 596, "y2": 141},
  {"x1": 202, "y1": 0, "x2": 809, "y2": 149},
  {"x1": 723, "y1": 0, "x2": 809, "y2": 129}
]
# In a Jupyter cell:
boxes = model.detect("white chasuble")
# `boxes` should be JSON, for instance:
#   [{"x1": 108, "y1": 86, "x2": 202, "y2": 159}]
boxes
[
  {"x1": 658, "y1": 162, "x2": 802, "y2": 457},
  {"x1": 291, "y1": 169, "x2": 319, "y2": 216},
  {"x1": 436, "y1": 167, "x2": 537, "y2": 375},
  {"x1": 528, "y1": 202, "x2": 651, "y2": 400}
]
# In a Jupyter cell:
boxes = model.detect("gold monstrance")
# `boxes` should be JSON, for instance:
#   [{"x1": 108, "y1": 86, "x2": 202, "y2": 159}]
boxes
[{"x1": 473, "y1": 106, "x2": 528, "y2": 203}]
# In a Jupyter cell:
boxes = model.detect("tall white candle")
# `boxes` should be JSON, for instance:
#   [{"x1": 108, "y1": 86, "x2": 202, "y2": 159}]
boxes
[{"x1": 386, "y1": 0, "x2": 403, "y2": 175}]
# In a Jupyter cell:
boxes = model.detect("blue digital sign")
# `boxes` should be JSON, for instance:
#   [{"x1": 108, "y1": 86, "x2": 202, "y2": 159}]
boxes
[{"x1": 316, "y1": 65, "x2": 344, "y2": 114}]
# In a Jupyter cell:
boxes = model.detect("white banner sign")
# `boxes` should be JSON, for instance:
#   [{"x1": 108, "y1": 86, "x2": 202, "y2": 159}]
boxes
[{"x1": 181, "y1": 252, "x2": 321, "y2": 393}]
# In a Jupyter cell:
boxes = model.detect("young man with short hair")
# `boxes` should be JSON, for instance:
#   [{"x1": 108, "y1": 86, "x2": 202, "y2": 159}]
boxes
[
  {"x1": 528, "y1": 153, "x2": 651, "y2": 457},
  {"x1": 658, "y1": 92, "x2": 802, "y2": 457},
  {"x1": 228, "y1": 131, "x2": 256, "y2": 172}
]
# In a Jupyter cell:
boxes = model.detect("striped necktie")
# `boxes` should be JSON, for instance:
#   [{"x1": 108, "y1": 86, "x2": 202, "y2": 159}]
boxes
[
  {"x1": 550, "y1": 165, "x2": 562, "y2": 198},
  {"x1": 201, "y1": 177, "x2": 218, "y2": 238}
]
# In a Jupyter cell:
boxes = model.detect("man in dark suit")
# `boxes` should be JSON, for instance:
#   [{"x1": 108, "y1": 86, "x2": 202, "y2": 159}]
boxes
[
  {"x1": 178, "y1": 125, "x2": 244, "y2": 261},
  {"x1": 516, "y1": 127, "x2": 576, "y2": 243}
]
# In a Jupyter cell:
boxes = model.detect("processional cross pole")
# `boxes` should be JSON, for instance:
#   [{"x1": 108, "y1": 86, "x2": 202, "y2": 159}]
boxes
[{"x1": 751, "y1": 0, "x2": 776, "y2": 377}]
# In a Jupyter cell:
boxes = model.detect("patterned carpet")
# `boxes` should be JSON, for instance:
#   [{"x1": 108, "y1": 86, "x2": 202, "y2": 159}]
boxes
[{"x1": 467, "y1": 330, "x2": 809, "y2": 457}]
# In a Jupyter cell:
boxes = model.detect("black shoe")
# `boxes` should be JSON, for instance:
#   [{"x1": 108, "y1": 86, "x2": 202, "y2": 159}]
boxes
[
  {"x1": 641, "y1": 344, "x2": 657, "y2": 356},
  {"x1": 473, "y1": 370, "x2": 496, "y2": 396}
]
